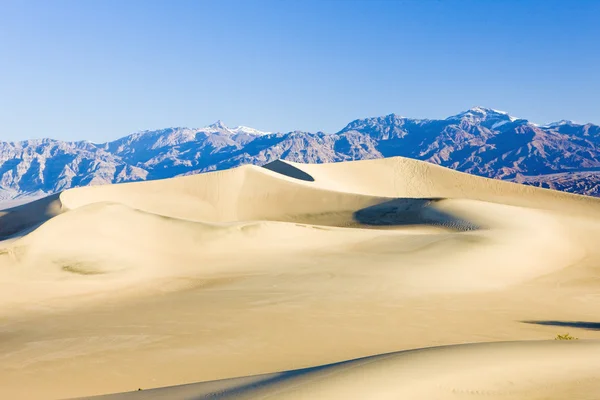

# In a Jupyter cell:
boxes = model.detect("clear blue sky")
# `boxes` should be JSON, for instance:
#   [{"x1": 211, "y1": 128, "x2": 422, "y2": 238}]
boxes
[{"x1": 0, "y1": 0, "x2": 598, "y2": 142}]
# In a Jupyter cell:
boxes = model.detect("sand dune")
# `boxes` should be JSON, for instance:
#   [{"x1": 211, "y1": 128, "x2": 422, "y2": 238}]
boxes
[
  {"x1": 88, "y1": 341, "x2": 600, "y2": 400},
  {"x1": 1, "y1": 157, "x2": 600, "y2": 399}
]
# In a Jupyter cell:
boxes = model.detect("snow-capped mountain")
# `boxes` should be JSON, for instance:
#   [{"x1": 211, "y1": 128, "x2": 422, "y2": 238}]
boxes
[
  {"x1": 1, "y1": 110, "x2": 599, "y2": 201},
  {"x1": 541, "y1": 120, "x2": 578, "y2": 128}
]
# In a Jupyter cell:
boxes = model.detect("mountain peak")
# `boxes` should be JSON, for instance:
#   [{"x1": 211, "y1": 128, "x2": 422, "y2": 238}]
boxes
[
  {"x1": 448, "y1": 107, "x2": 517, "y2": 123},
  {"x1": 208, "y1": 120, "x2": 228, "y2": 130},
  {"x1": 542, "y1": 119, "x2": 579, "y2": 128},
  {"x1": 469, "y1": 106, "x2": 495, "y2": 114},
  {"x1": 230, "y1": 126, "x2": 271, "y2": 136}
]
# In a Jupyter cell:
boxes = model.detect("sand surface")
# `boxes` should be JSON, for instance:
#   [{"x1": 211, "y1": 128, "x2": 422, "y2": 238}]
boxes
[{"x1": 0, "y1": 157, "x2": 599, "y2": 399}]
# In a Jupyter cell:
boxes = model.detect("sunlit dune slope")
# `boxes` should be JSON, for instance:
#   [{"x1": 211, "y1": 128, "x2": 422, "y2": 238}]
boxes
[
  {"x1": 87, "y1": 341, "x2": 600, "y2": 400},
  {"x1": 1, "y1": 156, "x2": 600, "y2": 400},
  {"x1": 1, "y1": 156, "x2": 596, "y2": 308}
]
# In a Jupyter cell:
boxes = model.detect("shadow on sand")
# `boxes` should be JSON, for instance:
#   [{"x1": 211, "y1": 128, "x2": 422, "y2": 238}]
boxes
[
  {"x1": 79, "y1": 360, "x2": 349, "y2": 400},
  {"x1": 0, "y1": 193, "x2": 62, "y2": 240},
  {"x1": 522, "y1": 320, "x2": 600, "y2": 331},
  {"x1": 262, "y1": 160, "x2": 315, "y2": 182},
  {"x1": 353, "y1": 198, "x2": 478, "y2": 231}
]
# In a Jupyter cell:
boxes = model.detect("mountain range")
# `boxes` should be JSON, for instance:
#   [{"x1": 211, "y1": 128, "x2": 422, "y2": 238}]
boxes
[{"x1": 2, "y1": 106, "x2": 600, "y2": 201}]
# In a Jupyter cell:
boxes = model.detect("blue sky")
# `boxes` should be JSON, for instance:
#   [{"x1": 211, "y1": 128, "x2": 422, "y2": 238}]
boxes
[{"x1": 0, "y1": 0, "x2": 598, "y2": 142}]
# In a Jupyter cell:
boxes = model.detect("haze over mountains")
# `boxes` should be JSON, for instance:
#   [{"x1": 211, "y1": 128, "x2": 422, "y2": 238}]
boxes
[{"x1": 2, "y1": 107, "x2": 599, "y2": 200}]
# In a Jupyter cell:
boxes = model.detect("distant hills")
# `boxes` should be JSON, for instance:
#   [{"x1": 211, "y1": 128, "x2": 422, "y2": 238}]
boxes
[{"x1": 2, "y1": 107, "x2": 600, "y2": 201}]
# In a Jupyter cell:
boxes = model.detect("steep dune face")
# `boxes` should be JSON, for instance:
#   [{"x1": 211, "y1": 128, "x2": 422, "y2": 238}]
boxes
[{"x1": 1, "y1": 157, "x2": 600, "y2": 399}]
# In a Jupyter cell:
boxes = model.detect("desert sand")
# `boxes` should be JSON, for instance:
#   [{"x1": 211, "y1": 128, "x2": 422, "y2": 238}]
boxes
[{"x1": 0, "y1": 156, "x2": 599, "y2": 399}]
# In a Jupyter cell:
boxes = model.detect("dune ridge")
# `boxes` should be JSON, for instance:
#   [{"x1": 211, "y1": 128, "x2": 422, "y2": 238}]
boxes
[
  {"x1": 85, "y1": 341, "x2": 600, "y2": 400},
  {"x1": 0, "y1": 156, "x2": 599, "y2": 399}
]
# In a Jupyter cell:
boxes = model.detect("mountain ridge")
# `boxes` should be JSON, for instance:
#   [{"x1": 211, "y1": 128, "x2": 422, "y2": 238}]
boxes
[{"x1": 1, "y1": 107, "x2": 600, "y2": 201}]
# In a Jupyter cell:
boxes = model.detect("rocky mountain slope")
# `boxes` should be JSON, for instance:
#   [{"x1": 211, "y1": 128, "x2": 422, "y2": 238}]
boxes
[{"x1": 1, "y1": 107, "x2": 599, "y2": 200}]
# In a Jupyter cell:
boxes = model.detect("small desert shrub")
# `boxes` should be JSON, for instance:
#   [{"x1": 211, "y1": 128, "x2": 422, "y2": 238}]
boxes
[{"x1": 555, "y1": 333, "x2": 578, "y2": 340}]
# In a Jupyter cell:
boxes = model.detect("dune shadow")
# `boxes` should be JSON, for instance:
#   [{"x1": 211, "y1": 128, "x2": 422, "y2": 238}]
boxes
[
  {"x1": 353, "y1": 198, "x2": 478, "y2": 231},
  {"x1": 261, "y1": 160, "x2": 315, "y2": 182},
  {"x1": 76, "y1": 341, "x2": 578, "y2": 400},
  {"x1": 522, "y1": 320, "x2": 600, "y2": 331},
  {"x1": 78, "y1": 361, "x2": 344, "y2": 400},
  {"x1": 269, "y1": 197, "x2": 480, "y2": 231},
  {"x1": 0, "y1": 193, "x2": 63, "y2": 240}
]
